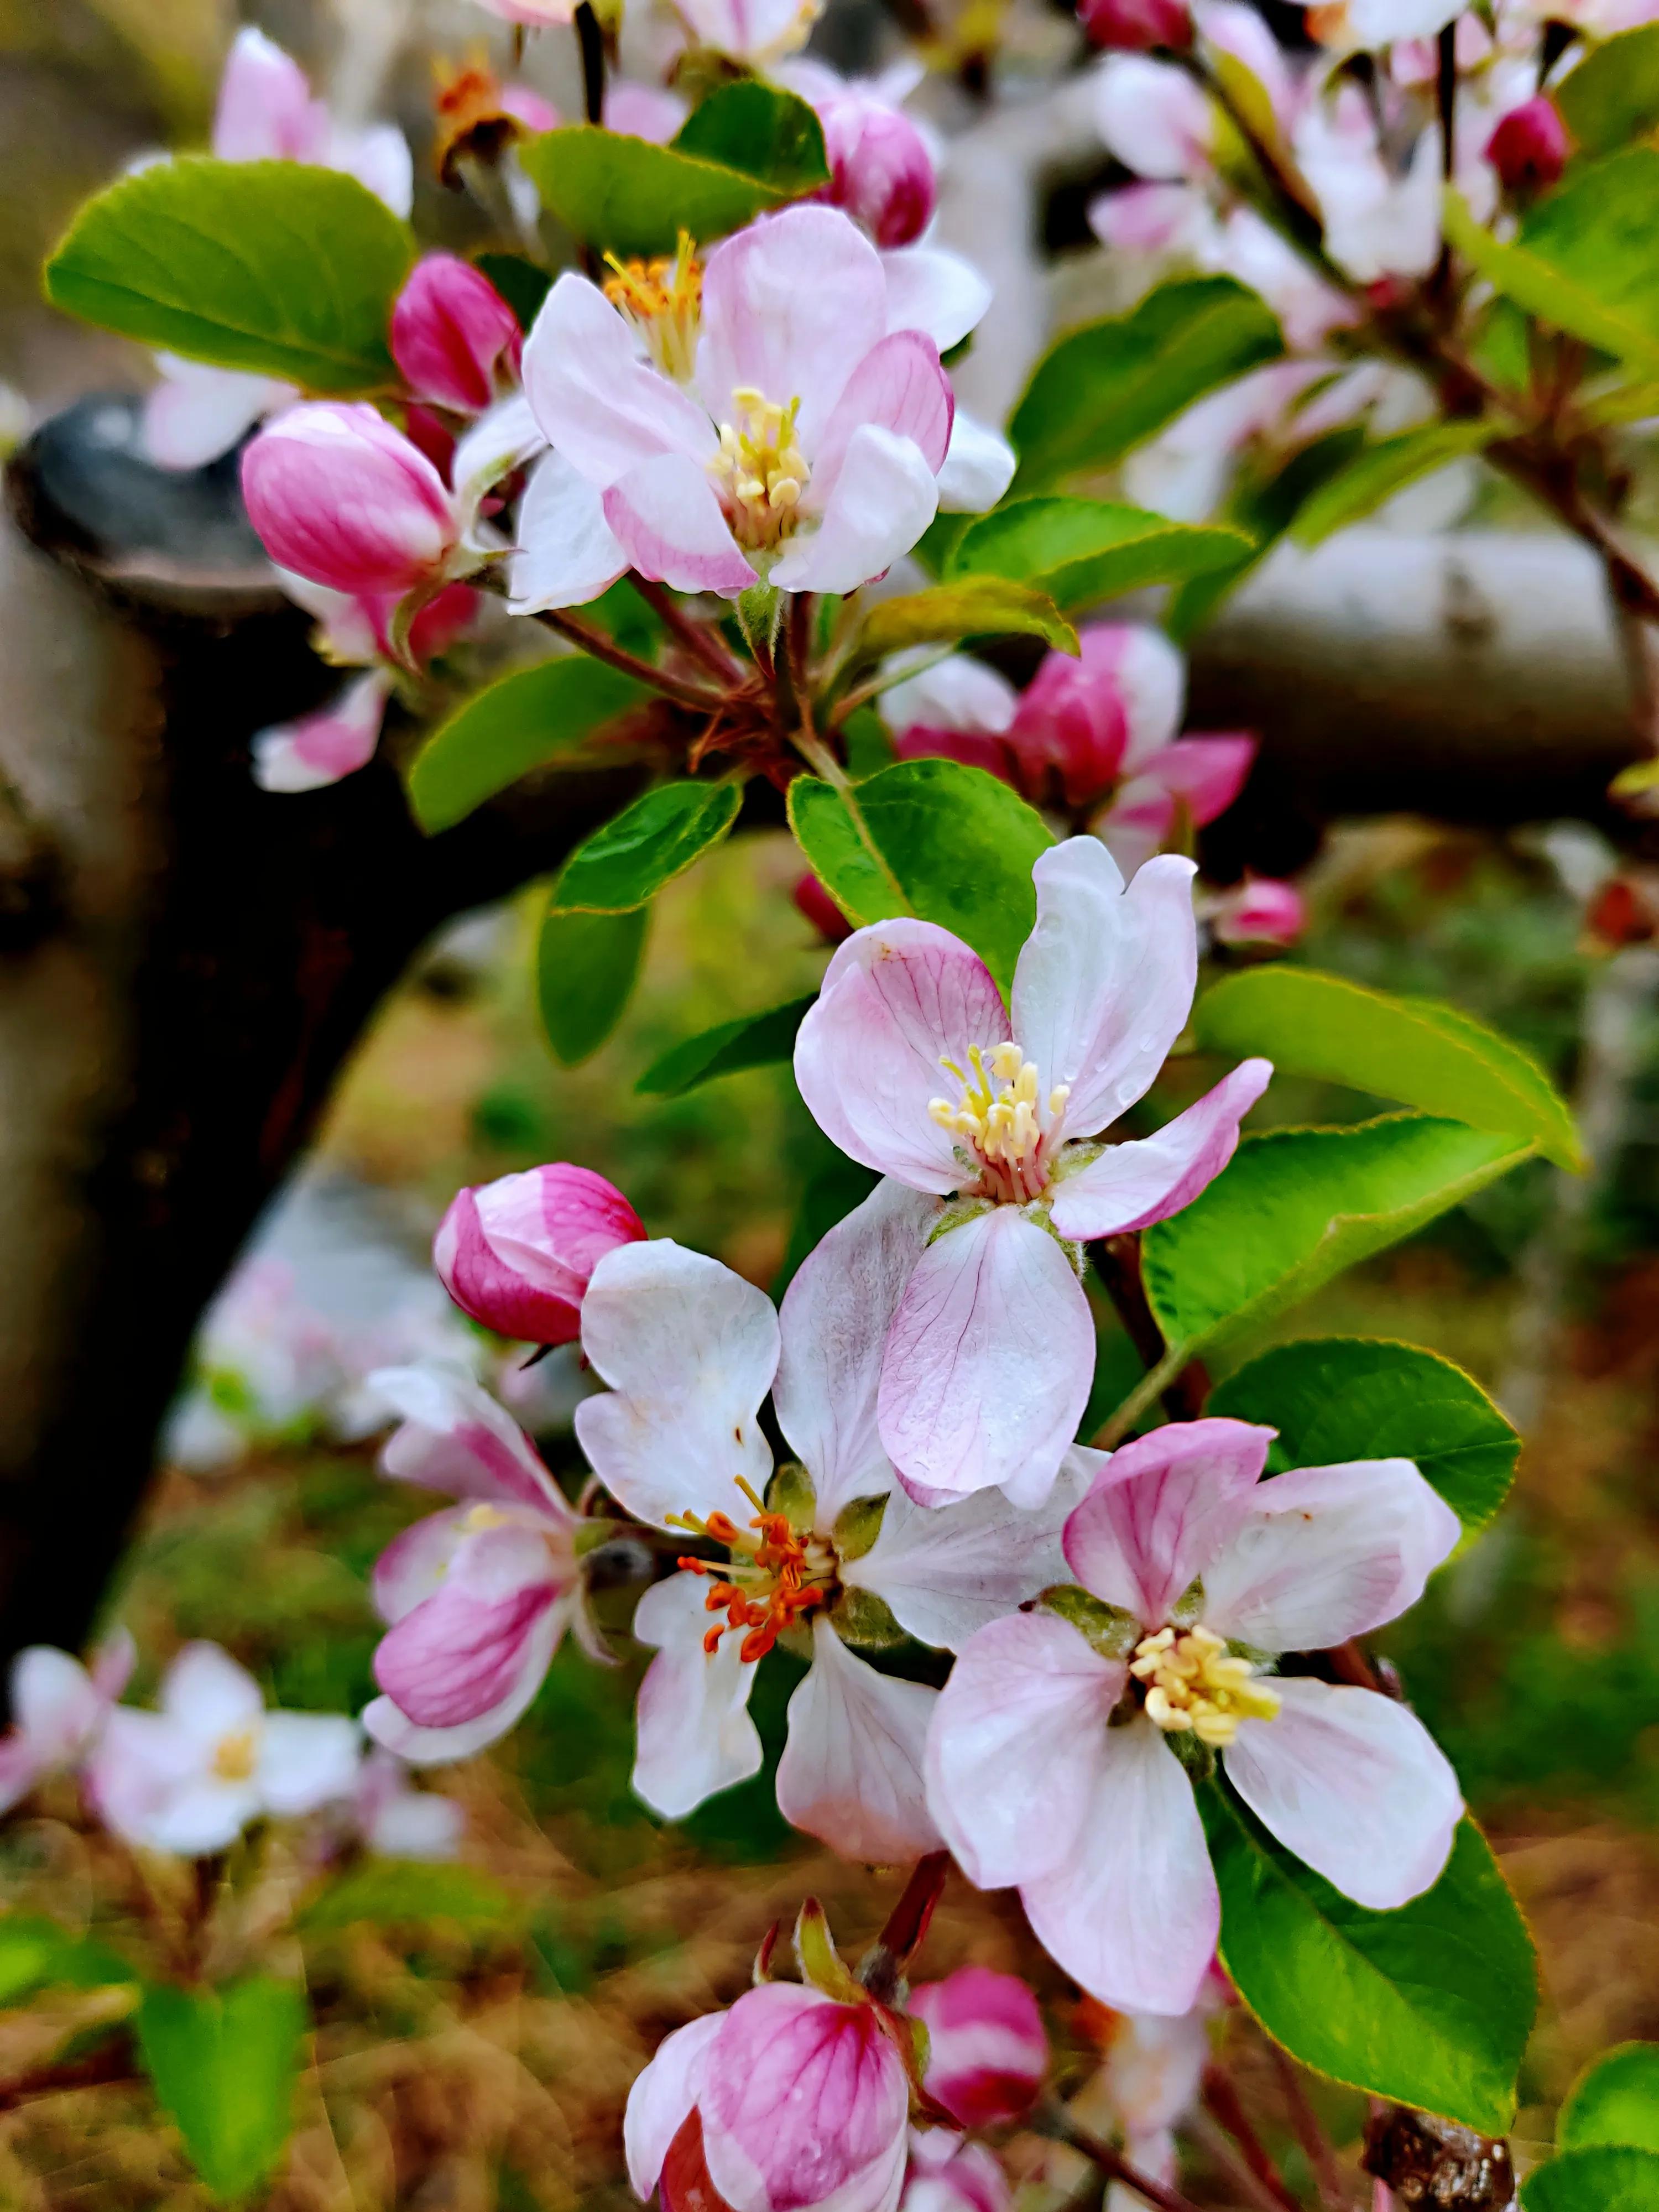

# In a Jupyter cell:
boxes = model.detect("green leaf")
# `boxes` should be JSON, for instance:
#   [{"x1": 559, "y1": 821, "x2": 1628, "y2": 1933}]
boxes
[
  {"x1": 1206, "y1": 1797, "x2": 1536, "y2": 2134},
  {"x1": 300, "y1": 1861, "x2": 517, "y2": 1933},
  {"x1": 1288, "y1": 421, "x2": 1497, "y2": 548},
  {"x1": 950, "y1": 498, "x2": 1251, "y2": 612},
  {"x1": 1142, "y1": 1115, "x2": 1535, "y2": 1365},
  {"x1": 472, "y1": 251, "x2": 551, "y2": 330},
  {"x1": 1206, "y1": 1338, "x2": 1519, "y2": 1532},
  {"x1": 553, "y1": 780, "x2": 743, "y2": 912},
  {"x1": 136, "y1": 1975, "x2": 306, "y2": 2204},
  {"x1": 45, "y1": 159, "x2": 411, "y2": 391},
  {"x1": 1192, "y1": 966, "x2": 1583, "y2": 1170},
  {"x1": 1167, "y1": 426, "x2": 1366, "y2": 641},
  {"x1": 850, "y1": 579, "x2": 1078, "y2": 662},
  {"x1": 1554, "y1": 24, "x2": 1659, "y2": 159},
  {"x1": 786, "y1": 758, "x2": 1052, "y2": 990},
  {"x1": 1524, "y1": 2149, "x2": 1659, "y2": 2211},
  {"x1": 519, "y1": 113, "x2": 820, "y2": 259},
  {"x1": 537, "y1": 903, "x2": 650, "y2": 1066},
  {"x1": 637, "y1": 994, "x2": 817, "y2": 1097},
  {"x1": 0, "y1": 1915, "x2": 134, "y2": 2004},
  {"x1": 671, "y1": 82, "x2": 829, "y2": 194},
  {"x1": 1559, "y1": 2044, "x2": 1659, "y2": 2154},
  {"x1": 1009, "y1": 278, "x2": 1284, "y2": 492},
  {"x1": 406, "y1": 659, "x2": 652, "y2": 833}
]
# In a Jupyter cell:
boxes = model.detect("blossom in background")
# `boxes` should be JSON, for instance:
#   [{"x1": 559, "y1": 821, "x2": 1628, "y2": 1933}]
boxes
[
  {"x1": 89, "y1": 1642, "x2": 359, "y2": 1855},
  {"x1": 902, "y1": 2131, "x2": 1010, "y2": 2212},
  {"x1": 926, "y1": 1418, "x2": 1464, "y2": 2013},
  {"x1": 910, "y1": 1966, "x2": 1047, "y2": 2128},
  {"x1": 1062, "y1": 1976, "x2": 1224, "y2": 2212},
  {"x1": 1080, "y1": 0, "x2": 1194, "y2": 48},
  {"x1": 362, "y1": 1366, "x2": 600, "y2": 1765},
  {"x1": 784, "y1": 60, "x2": 939, "y2": 249},
  {"x1": 794, "y1": 839, "x2": 1271, "y2": 1505},
  {"x1": 344, "y1": 1748, "x2": 465, "y2": 1860},
  {"x1": 0, "y1": 1634, "x2": 135, "y2": 1814},
  {"x1": 391, "y1": 255, "x2": 524, "y2": 416},
  {"x1": 434, "y1": 1161, "x2": 646, "y2": 1346},
  {"x1": 1204, "y1": 874, "x2": 1306, "y2": 946},
  {"x1": 576, "y1": 1181, "x2": 1082, "y2": 1859},
  {"x1": 674, "y1": 0, "x2": 824, "y2": 67}
]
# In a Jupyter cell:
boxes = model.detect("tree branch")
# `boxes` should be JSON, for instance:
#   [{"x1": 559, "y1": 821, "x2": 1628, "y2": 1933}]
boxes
[{"x1": 1041, "y1": 2104, "x2": 1211, "y2": 2212}]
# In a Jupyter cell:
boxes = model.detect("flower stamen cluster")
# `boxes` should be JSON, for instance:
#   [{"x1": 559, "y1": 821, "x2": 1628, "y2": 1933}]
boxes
[
  {"x1": 675, "y1": 1479, "x2": 838, "y2": 1662},
  {"x1": 601, "y1": 232, "x2": 703, "y2": 380},
  {"x1": 1129, "y1": 1625, "x2": 1280, "y2": 1748},
  {"x1": 709, "y1": 389, "x2": 811, "y2": 550},
  {"x1": 928, "y1": 1042, "x2": 1070, "y2": 1203}
]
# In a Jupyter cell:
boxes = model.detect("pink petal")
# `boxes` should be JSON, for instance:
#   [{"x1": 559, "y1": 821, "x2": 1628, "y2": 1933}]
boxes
[
  {"x1": 626, "y1": 2013, "x2": 725, "y2": 2199},
  {"x1": 909, "y1": 1967, "x2": 1047, "y2": 2129},
  {"x1": 522, "y1": 274, "x2": 717, "y2": 485},
  {"x1": 775, "y1": 1178, "x2": 935, "y2": 1521},
  {"x1": 11, "y1": 1648, "x2": 101, "y2": 1765},
  {"x1": 774, "y1": 424, "x2": 940, "y2": 596},
  {"x1": 775, "y1": 1619, "x2": 941, "y2": 1861},
  {"x1": 369, "y1": 1365, "x2": 571, "y2": 1517},
  {"x1": 1021, "y1": 1717, "x2": 1217, "y2": 2015},
  {"x1": 604, "y1": 82, "x2": 688, "y2": 141},
  {"x1": 213, "y1": 27, "x2": 326, "y2": 161},
  {"x1": 1200, "y1": 1458, "x2": 1461, "y2": 1653},
  {"x1": 1094, "y1": 54, "x2": 1215, "y2": 179},
  {"x1": 371, "y1": 1503, "x2": 475, "y2": 1625},
  {"x1": 603, "y1": 452, "x2": 758, "y2": 595},
  {"x1": 143, "y1": 359, "x2": 294, "y2": 471},
  {"x1": 1010, "y1": 841, "x2": 1198, "y2": 1140},
  {"x1": 794, "y1": 920, "x2": 1008, "y2": 1194},
  {"x1": 1136, "y1": 733, "x2": 1256, "y2": 823},
  {"x1": 362, "y1": 1597, "x2": 567, "y2": 1765},
  {"x1": 1223, "y1": 1678, "x2": 1462, "y2": 1908},
  {"x1": 392, "y1": 253, "x2": 521, "y2": 416},
  {"x1": 372, "y1": 1526, "x2": 561, "y2": 1729},
  {"x1": 240, "y1": 404, "x2": 457, "y2": 597},
  {"x1": 878, "y1": 1207, "x2": 1094, "y2": 1507},
  {"x1": 880, "y1": 655, "x2": 1016, "y2": 741},
  {"x1": 439, "y1": 1161, "x2": 645, "y2": 1346},
  {"x1": 631, "y1": 1571, "x2": 763, "y2": 1818},
  {"x1": 509, "y1": 448, "x2": 628, "y2": 613},
  {"x1": 252, "y1": 670, "x2": 389, "y2": 793},
  {"x1": 811, "y1": 332, "x2": 953, "y2": 500},
  {"x1": 924, "y1": 1610, "x2": 1124, "y2": 1890},
  {"x1": 1048, "y1": 1059, "x2": 1271, "y2": 1239},
  {"x1": 1062, "y1": 1418, "x2": 1275, "y2": 1625}
]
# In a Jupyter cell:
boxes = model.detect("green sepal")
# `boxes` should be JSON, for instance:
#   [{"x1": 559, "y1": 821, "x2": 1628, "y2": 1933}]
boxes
[
  {"x1": 830, "y1": 1585, "x2": 907, "y2": 1651},
  {"x1": 794, "y1": 1898, "x2": 866, "y2": 2005},
  {"x1": 764, "y1": 1462, "x2": 818, "y2": 1531},
  {"x1": 1039, "y1": 1584, "x2": 1142, "y2": 1660},
  {"x1": 832, "y1": 1494, "x2": 889, "y2": 1564}
]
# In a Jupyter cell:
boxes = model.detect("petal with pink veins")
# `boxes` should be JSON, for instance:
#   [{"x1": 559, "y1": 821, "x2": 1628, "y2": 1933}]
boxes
[
  {"x1": 603, "y1": 452, "x2": 758, "y2": 595},
  {"x1": 509, "y1": 448, "x2": 629, "y2": 613},
  {"x1": 924, "y1": 1610, "x2": 1123, "y2": 1890},
  {"x1": 1222, "y1": 1677, "x2": 1463, "y2": 1908},
  {"x1": 1049, "y1": 1059, "x2": 1271, "y2": 1240},
  {"x1": 522, "y1": 274, "x2": 718, "y2": 485},
  {"x1": 361, "y1": 1593, "x2": 567, "y2": 1765},
  {"x1": 1021, "y1": 1716, "x2": 1217, "y2": 2015},
  {"x1": 369, "y1": 1365, "x2": 571, "y2": 1517},
  {"x1": 625, "y1": 2013, "x2": 725, "y2": 2199},
  {"x1": 773, "y1": 424, "x2": 939, "y2": 596},
  {"x1": 1062, "y1": 1418, "x2": 1274, "y2": 1624},
  {"x1": 878, "y1": 1207, "x2": 1094, "y2": 1507},
  {"x1": 631, "y1": 1571, "x2": 763, "y2": 1818},
  {"x1": 881, "y1": 244, "x2": 992, "y2": 352},
  {"x1": 776, "y1": 1618, "x2": 940, "y2": 1861},
  {"x1": 794, "y1": 919, "x2": 1008, "y2": 1194},
  {"x1": 372, "y1": 1525, "x2": 562, "y2": 1728},
  {"x1": 1009, "y1": 839, "x2": 1198, "y2": 1138},
  {"x1": 1199, "y1": 1458, "x2": 1461, "y2": 1652},
  {"x1": 811, "y1": 332, "x2": 953, "y2": 498},
  {"x1": 371, "y1": 1504, "x2": 476, "y2": 1626},
  {"x1": 910, "y1": 1967, "x2": 1048, "y2": 2131}
]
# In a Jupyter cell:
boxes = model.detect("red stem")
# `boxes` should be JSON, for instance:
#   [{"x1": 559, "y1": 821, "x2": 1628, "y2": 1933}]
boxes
[
  {"x1": 1045, "y1": 2105, "x2": 1212, "y2": 2212},
  {"x1": 1202, "y1": 2065, "x2": 1302, "y2": 2212}
]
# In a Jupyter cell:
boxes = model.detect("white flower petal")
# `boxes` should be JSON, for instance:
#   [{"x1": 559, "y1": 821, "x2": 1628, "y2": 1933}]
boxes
[
  {"x1": 775, "y1": 1619, "x2": 940, "y2": 1861},
  {"x1": 631, "y1": 1571, "x2": 763, "y2": 1818}
]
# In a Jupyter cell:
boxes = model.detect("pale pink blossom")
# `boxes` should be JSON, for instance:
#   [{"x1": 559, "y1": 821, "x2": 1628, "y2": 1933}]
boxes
[
  {"x1": 674, "y1": 0, "x2": 823, "y2": 65},
  {"x1": 1205, "y1": 875, "x2": 1306, "y2": 946},
  {"x1": 577, "y1": 1183, "x2": 1083, "y2": 1858},
  {"x1": 1293, "y1": 82, "x2": 1442, "y2": 281},
  {"x1": 392, "y1": 255, "x2": 524, "y2": 415},
  {"x1": 468, "y1": 0, "x2": 578, "y2": 22},
  {"x1": 605, "y1": 83, "x2": 690, "y2": 142},
  {"x1": 1094, "y1": 55, "x2": 1217, "y2": 179},
  {"x1": 88, "y1": 1642, "x2": 359, "y2": 1855},
  {"x1": 926, "y1": 1420, "x2": 1464, "y2": 2013},
  {"x1": 346, "y1": 1749, "x2": 465, "y2": 1859},
  {"x1": 0, "y1": 1634, "x2": 134, "y2": 1814},
  {"x1": 361, "y1": 1366, "x2": 597, "y2": 1764},
  {"x1": 901, "y1": 2132, "x2": 1010, "y2": 2212},
  {"x1": 1068, "y1": 1975, "x2": 1224, "y2": 2212},
  {"x1": 435, "y1": 1162, "x2": 646, "y2": 1345},
  {"x1": 910, "y1": 1967, "x2": 1047, "y2": 2128}
]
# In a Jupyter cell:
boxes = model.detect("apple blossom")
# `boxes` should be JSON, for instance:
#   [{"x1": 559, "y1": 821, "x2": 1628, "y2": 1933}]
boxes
[
  {"x1": 926, "y1": 1419, "x2": 1464, "y2": 2014},
  {"x1": 1068, "y1": 1975, "x2": 1225, "y2": 2212},
  {"x1": 1206, "y1": 875, "x2": 1306, "y2": 947},
  {"x1": 901, "y1": 2132, "x2": 1010, "y2": 2212},
  {"x1": 793, "y1": 838, "x2": 1271, "y2": 1504},
  {"x1": 392, "y1": 255, "x2": 524, "y2": 416},
  {"x1": 606, "y1": 84, "x2": 690, "y2": 142},
  {"x1": 242, "y1": 404, "x2": 466, "y2": 597},
  {"x1": 909, "y1": 1967, "x2": 1047, "y2": 2128},
  {"x1": 435, "y1": 1161, "x2": 646, "y2": 1345},
  {"x1": 345, "y1": 1749, "x2": 466, "y2": 1860},
  {"x1": 674, "y1": 0, "x2": 824, "y2": 66},
  {"x1": 88, "y1": 1642, "x2": 359, "y2": 1855},
  {"x1": 785, "y1": 62, "x2": 938, "y2": 249},
  {"x1": 1485, "y1": 96, "x2": 1569, "y2": 194},
  {"x1": 576, "y1": 1180, "x2": 1083, "y2": 1858},
  {"x1": 361, "y1": 1366, "x2": 600, "y2": 1764},
  {"x1": 0, "y1": 1634, "x2": 134, "y2": 1814}
]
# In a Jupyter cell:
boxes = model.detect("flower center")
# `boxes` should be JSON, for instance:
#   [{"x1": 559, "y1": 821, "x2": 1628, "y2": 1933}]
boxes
[
  {"x1": 708, "y1": 388, "x2": 810, "y2": 552},
  {"x1": 603, "y1": 232, "x2": 703, "y2": 382},
  {"x1": 928, "y1": 1042, "x2": 1070, "y2": 1204},
  {"x1": 1130, "y1": 1625, "x2": 1280, "y2": 1749},
  {"x1": 212, "y1": 1726, "x2": 259, "y2": 1782},
  {"x1": 673, "y1": 1478, "x2": 837, "y2": 1663}
]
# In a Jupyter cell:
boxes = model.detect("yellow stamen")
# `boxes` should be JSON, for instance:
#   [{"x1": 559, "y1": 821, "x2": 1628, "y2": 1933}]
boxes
[
  {"x1": 1130, "y1": 1625, "x2": 1280, "y2": 1749},
  {"x1": 212, "y1": 1727, "x2": 259, "y2": 1782},
  {"x1": 927, "y1": 1040, "x2": 1055, "y2": 1193},
  {"x1": 602, "y1": 232, "x2": 703, "y2": 381},
  {"x1": 707, "y1": 388, "x2": 811, "y2": 552}
]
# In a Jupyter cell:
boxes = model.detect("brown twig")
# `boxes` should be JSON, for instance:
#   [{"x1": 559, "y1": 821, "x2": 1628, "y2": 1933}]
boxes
[
  {"x1": 0, "y1": 2040, "x2": 139, "y2": 2114},
  {"x1": 529, "y1": 607, "x2": 728, "y2": 713},
  {"x1": 1266, "y1": 2047, "x2": 1348, "y2": 2212},
  {"x1": 573, "y1": 0, "x2": 606, "y2": 122},
  {"x1": 1042, "y1": 2103, "x2": 1212, "y2": 2212},
  {"x1": 1191, "y1": 2115, "x2": 1306, "y2": 2212},
  {"x1": 628, "y1": 577, "x2": 751, "y2": 687},
  {"x1": 1202, "y1": 2065, "x2": 1302, "y2": 2212}
]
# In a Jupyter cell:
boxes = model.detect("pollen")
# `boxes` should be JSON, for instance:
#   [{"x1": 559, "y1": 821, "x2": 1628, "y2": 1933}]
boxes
[
  {"x1": 708, "y1": 389, "x2": 811, "y2": 551},
  {"x1": 673, "y1": 1478, "x2": 836, "y2": 1663},
  {"x1": 928, "y1": 1042, "x2": 1067, "y2": 1202},
  {"x1": 603, "y1": 232, "x2": 703, "y2": 382},
  {"x1": 1130, "y1": 1625, "x2": 1281, "y2": 1748},
  {"x1": 212, "y1": 1727, "x2": 259, "y2": 1782}
]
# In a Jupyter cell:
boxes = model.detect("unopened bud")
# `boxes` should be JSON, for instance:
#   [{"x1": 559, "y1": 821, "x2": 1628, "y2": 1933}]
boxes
[
  {"x1": 434, "y1": 1162, "x2": 645, "y2": 1345},
  {"x1": 1079, "y1": 0, "x2": 1193, "y2": 52},
  {"x1": 909, "y1": 1966, "x2": 1048, "y2": 2128},
  {"x1": 392, "y1": 253, "x2": 523, "y2": 415},
  {"x1": 1209, "y1": 874, "x2": 1305, "y2": 947},
  {"x1": 241, "y1": 403, "x2": 460, "y2": 596},
  {"x1": 794, "y1": 872, "x2": 854, "y2": 943},
  {"x1": 1485, "y1": 95, "x2": 1568, "y2": 195},
  {"x1": 816, "y1": 92, "x2": 937, "y2": 248}
]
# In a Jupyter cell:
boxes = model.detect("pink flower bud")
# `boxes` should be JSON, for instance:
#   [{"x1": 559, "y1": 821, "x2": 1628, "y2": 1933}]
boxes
[
  {"x1": 817, "y1": 92, "x2": 937, "y2": 249},
  {"x1": 794, "y1": 872, "x2": 853, "y2": 943},
  {"x1": 1485, "y1": 96, "x2": 1569, "y2": 195},
  {"x1": 910, "y1": 1968, "x2": 1048, "y2": 2130},
  {"x1": 392, "y1": 254, "x2": 523, "y2": 415},
  {"x1": 434, "y1": 1162, "x2": 645, "y2": 1345},
  {"x1": 1079, "y1": 0, "x2": 1193, "y2": 51},
  {"x1": 1005, "y1": 624, "x2": 1186, "y2": 811},
  {"x1": 241, "y1": 404, "x2": 460, "y2": 596},
  {"x1": 1208, "y1": 874, "x2": 1306, "y2": 946}
]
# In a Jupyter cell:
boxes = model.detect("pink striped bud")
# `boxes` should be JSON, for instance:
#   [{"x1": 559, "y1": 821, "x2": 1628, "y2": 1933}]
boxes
[
  {"x1": 817, "y1": 92, "x2": 937, "y2": 248},
  {"x1": 1208, "y1": 874, "x2": 1306, "y2": 946},
  {"x1": 392, "y1": 254, "x2": 523, "y2": 414},
  {"x1": 1485, "y1": 96, "x2": 1568, "y2": 195},
  {"x1": 910, "y1": 1967, "x2": 1048, "y2": 2130},
  {"x1": 1079, "y1": 0, "x2": 1193, "y2": 51},
  {"x1": 794, "y1": 873, "x2": 853, "y2": 943},
  {"x1": 1005, "y1": 624, "x2": 1185, "y2": 811},
  {"x1": 434, "y1": 1163, "x2": 645, "y2": 1345},
  {"x1": 241, "y1": 404, "x2": 460, "y2": 596}
]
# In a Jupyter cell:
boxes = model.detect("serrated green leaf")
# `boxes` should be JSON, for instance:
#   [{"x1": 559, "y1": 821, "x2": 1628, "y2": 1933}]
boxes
[
  {"x1": 1524, "y1": 2148, "x2": 1659, "y2": 2211},
  {"x1": 1206, "y1": 1338, "x2": 1519, "y2": 1531},
  {"x1": 1193, "y1": 966, "x2": 1582, "y2": 1169},
  {"x1": 300, "y1": 1860, "x2": 517, "y2": 1932},
  {"x1": 45, "y1": 159, "x2": 411, "y2": 390},
  {"x1": 1207, "y1": 1796, "x2": 1536, "y2": 2134},
  {"x1": 1288, "y1": 421, "x2": 1497, "y2": 548},
  {"x1": 537, "y1": 902, "x2": 650, "y2": 1066},
  {"x1": 950, "y1": 498, "x2": 1251, "y2": 612},
  {"x1": 137, "y1": 1975, "x2": 306, "y2": 2204},
  {"x1": 1142, "y1": 1115, "x2": 1535, "y2": 1365},
  {"x1": 554, "y1": 779, "x2": 743, "y2": 912},
  {"x1": 1009, "y1": 278, "x2": 1284, "y2": 492},
  {"x1": 1554, "y1": 24, "x2": 1659, "y2": 159},
  {"x1": 850, "y1": 579, "x2": 1078, "y2": 662},
  {"x1": 406, "y1": 659, "x2": 651, "y2": 833},
  {"x1": 1559, "y1": 2044, "x2": 1659, "y2": 2154},
  {"x1": 672, "y1": 82, "x2": 828, "y2": 193},
  {"x1": 637, "y1": 994, "x2": 816, "y2": 1097}
]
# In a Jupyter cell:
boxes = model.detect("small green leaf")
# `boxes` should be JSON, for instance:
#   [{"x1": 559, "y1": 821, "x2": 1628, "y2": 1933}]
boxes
[
  {"x1": 0, "y1": 1916, "x2": 134, "y2": 2004},
  {"x1": 1206, "y1": 1796, "x2": 1536, "y2": 2134},
  {"x1": 786, "y1": 758, "x2": 1052, "y2": 990},
  {"x1": 672, "y1": 82, "x2": 829, "y2": 194},
  {"x1": 1524, "y1": 2148, "x2": 1659, "y2": 2211},
  {"x1": 1559, "y1": 2044, "x2": 1659, "y2": 2154},
  {"x1": 472, "y1": 251, "x2": 551, "y2": 330},
  {"x1": 537, "y1": 903, "x2": 650, "y2": 1066},
  {"x1": 136, "y1": 1975, "x2": 307, "y2": 2204},
  {"x1": 637, "y1": 994, "x2": 817, "y2": 1097},
  {"x1": 45, "y1": 159, "x2": 411, "y2": 390},
  {"x1": 850, "y1": 578, "x2": 1078, "y2": 661},
  {"x1": 1206, "y1": 1338, "x2": 1519, "y2": 1532},
  {"x1": 1009, "y1": 278, "x2": 1284, "y2": 492},
  {"x1": 300, "y1": 1861, "x2": 517, "y2": 1932},
  {"x1": 950, "y1": 498, "x2": 1251, "y2": 612},
  {"x1": 519, "y1": 117, "x2": 818, "y2": 259},
  {"x1": 1192, "y1": 966, "x2": 1582, "y2": 1169},
  {"x1": 1553, "y1": 24, "x2": 1659, "y2": 159},
  {"x1": 1288, "y1": 421, "x2": 1497, "y2": 547},
  {"x1": 1142, "y1": 1115, "x2": 1535, "y2": 1366},
  {"x1": 406, "y1": 659, "x2": 652, "y2": 833},
  {"x1": 554, "y1": 780, "x2": 744, "y2": 912}
]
